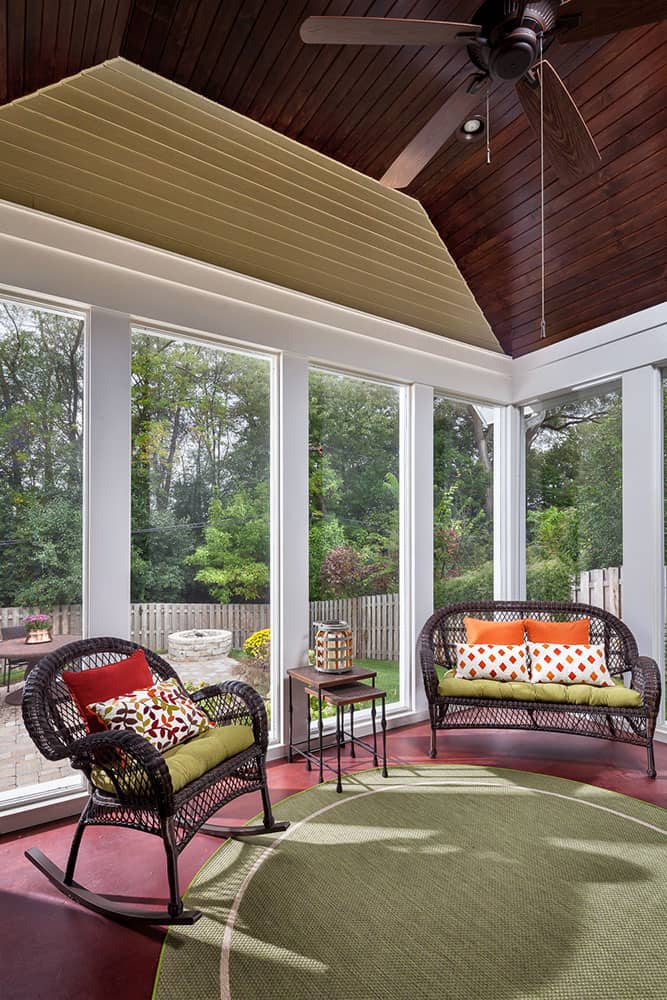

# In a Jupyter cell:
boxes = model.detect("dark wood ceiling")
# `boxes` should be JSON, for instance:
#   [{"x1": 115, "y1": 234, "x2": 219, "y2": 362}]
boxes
[{"x1": 1, "y1": 1, "x2": 665, "y2": 356}]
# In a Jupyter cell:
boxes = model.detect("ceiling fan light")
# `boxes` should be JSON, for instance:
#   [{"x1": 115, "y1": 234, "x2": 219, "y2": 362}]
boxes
[{"x1": 456, "y1": 115, "x2": 486, "y2": 141}]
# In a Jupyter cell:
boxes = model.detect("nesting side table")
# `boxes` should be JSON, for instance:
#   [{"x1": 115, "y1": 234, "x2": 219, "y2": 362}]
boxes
[{"x1": 287, "y1": 666, "x2": 389, "y2": 792}]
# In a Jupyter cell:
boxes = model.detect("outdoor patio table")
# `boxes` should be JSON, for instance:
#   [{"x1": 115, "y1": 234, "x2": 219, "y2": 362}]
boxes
[{"x1": 2, "y1": 634, "x2": 82, "y2": 705}]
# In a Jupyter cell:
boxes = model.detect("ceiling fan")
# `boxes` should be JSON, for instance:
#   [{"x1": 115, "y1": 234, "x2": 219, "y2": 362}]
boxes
[{"x1": 300, "y1": 1, "x2": 667, "y2": 189}]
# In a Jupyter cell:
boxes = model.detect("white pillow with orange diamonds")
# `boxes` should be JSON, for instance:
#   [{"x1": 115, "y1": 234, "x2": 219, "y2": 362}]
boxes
[
  {"x1": 455, "y1": 644, "x2": 528, "y2": 682},
  {"x1": 528, "y1": 643, "x2": 613, "y2": 686}
]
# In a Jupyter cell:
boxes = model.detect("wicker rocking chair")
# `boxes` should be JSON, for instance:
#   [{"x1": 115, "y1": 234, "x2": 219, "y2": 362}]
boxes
[{"x1": 21, "y1": 637, "x2": 288, "y2": 925}]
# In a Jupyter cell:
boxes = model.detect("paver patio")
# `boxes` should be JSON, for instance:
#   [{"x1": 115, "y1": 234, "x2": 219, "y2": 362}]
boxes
[{"x1": 0, "y1": 653, "x2": 250, "y2": 796}]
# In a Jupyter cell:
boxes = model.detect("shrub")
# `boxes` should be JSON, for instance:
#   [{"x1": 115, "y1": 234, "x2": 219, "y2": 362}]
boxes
[
  {"x1": 320, "y1": 545, "x2": 363, "y2": 596},
  {"x1": 243, "y1": 628, "x2": 271, "y2": 660},
  {"x1": 526, "y1": 557, "x2": 573, "y2": 601},
  {"x1": 434, "y1": 561, "x2": 494, "y2": 607}
]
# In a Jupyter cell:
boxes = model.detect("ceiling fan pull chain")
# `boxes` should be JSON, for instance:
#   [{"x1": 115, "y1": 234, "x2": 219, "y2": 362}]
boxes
[
  {"x1": 486, "y1": 87, "x2": 491, "y2": 164},
  {"x1": 539, "y1": 33, "x2": 546, "y2": 340}
]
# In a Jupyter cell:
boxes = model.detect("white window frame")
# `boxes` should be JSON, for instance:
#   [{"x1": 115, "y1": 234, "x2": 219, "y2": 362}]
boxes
[{"x1": 305, "y1": 365, "x2": 411, "y2": 725}]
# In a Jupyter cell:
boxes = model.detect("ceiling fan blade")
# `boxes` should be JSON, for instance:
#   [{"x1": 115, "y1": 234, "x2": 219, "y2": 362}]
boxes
[
  {"x1": 300, "y1": 17, "x2": 481, "y2": 47},
  {"x1": 558, "y1": 1, "x2": 667, "y2": 43},
  {"x1": 380, "y1": 77, "x2": 485, "y2": 189},
  {"x1": 516, "y1": 60, "x2": 601, "y2": 184}
]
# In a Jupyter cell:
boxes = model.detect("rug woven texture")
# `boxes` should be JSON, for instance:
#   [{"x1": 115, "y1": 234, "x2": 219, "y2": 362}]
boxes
[{"x1": 153, "y1": 766, "x2": 667, "y2": 1000}]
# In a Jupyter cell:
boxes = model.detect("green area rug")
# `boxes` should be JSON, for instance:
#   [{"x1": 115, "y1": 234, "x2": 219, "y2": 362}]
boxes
[{"x1": 153, "y1": 766, "x2": 667, "y2": 999}]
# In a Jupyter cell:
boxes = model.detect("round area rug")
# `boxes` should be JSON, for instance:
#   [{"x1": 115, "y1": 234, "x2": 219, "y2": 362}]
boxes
[{"x1": 153, "y1": 766, "x2": 667, "y2": 1000}]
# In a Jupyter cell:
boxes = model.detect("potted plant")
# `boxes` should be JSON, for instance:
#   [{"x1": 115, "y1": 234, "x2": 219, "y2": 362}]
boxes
[{"x1": 23, "y1": 612, "x2": 53, "y2": 644}]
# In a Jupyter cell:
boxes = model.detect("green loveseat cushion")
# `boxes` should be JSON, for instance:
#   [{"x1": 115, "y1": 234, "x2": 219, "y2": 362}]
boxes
[
  {"x1": 92, "y1": 723, "x2": 256, "y2": 795},
  {"x1": 437, "y1": 671, "x2": 642, "y2": 708}
]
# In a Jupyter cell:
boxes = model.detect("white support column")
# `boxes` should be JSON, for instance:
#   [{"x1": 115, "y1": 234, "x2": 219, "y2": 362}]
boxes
[
  {"x1": 402, "y1": 384, "x2": 434, "y2": 713},
  {"x1": 621, "y1": 367, "x2": 664, "y2": 671},
  {"x1": 85, "y1": 308, "x2": 131, "y2": 637},
  {"x1": 494, "y1": 405, "x2": 526, "y2": 600},
  {"x1": 274, "y1": 353, "x2": 310, "y2": 749}
]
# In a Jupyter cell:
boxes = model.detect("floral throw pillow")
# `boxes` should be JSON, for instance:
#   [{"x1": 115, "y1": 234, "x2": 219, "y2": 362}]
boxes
[
  {"x1": 455, "y1": 644, "x2": 528, "y2": 682},
  {"x1": 87, "y1": 678, "x2": 214, "y2": 753},
  {"x1": 529, "y1": 643, "x2": 613, "y2": 687}
]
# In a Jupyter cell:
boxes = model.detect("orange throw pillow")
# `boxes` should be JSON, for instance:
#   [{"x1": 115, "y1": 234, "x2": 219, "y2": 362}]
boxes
[
  {"x1": 524, "y1": 618, "x2": 590, "y2": 644},
  {"x1": 464, "y1": 617, "x2": 525, "y2": 644}
]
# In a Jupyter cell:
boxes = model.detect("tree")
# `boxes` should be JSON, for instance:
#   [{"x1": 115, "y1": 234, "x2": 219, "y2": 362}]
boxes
[
  {"x1": 308, "y1": 371, "x2": 400, "y2": 600},
  {"x1": 433, "y1": 399, "x2": 494, "y2": 600},
  {"x1": 526, "y1": 393, "x2": 621, "y2": 574},
  {"x1": 0, "y1": 304, "x2": 84, "y2": 607},
  {"x1": 5, "y1": 496, "x2": 82, "y2": 607},
  {"x1": 130, "y1": 334, "x2": 271, "y2": 603},
  {"x1": 188, "y1": 486, "x2": 270, "y2": 603}
]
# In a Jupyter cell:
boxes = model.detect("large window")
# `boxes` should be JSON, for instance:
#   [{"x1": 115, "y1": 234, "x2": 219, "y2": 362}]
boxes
[
  {"x1": 130, "y1": 331, "x2": 275, "y2": 734},
  {"x1": 525, "y1": 387, "x2": 622, "y2": 608},
  {"x1": 308, "y1": 369, "x2": 401, "y2": 707},
  {"x1": 0, "y1": 299, "x2": 84, "y2": 797},
  {"x1": 433, "y1": 398, "x2": 494, "y2": 606}
]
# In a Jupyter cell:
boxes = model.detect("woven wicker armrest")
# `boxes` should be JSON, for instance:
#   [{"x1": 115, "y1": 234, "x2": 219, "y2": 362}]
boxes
[
  {"x1": 192, "y1": 680, "x2": 268, "y2": 750},
  {"x1": 69, "y1": 729, "x2": 174, "y2": 815},
  {"x1": 629, "y1": 657, "x2": 661, "y2": 714},
  {"x1": 417, "y1": 633, "x2": 440, "y2": 704}
]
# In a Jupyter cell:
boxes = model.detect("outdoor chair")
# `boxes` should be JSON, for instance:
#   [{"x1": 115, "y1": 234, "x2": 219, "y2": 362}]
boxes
[
  {"x1": 21, "y1": 636, "x2": 288, "y2": 925},
  {"x1": 1, "y1": 624, "x2": 27, "y2": 690}
]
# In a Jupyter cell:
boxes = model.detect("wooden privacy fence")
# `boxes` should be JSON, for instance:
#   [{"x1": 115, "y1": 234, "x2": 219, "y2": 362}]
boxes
[
  {"x1": 2, "y1": 567, "x2": 664, "y2": 660},
  {"x1": 0, "y1": 596, "x2": 400, "y2": 659},
  {"x1": 309, "y1": 594, "x2": 399, "y2": 660},
  {"x1": 570, "y1": 566, "x2": 622, "y2": 617},
  {"x1": 129, "y1": 602, "x2": 271, "y2": 652},
  {"x1": 0, "y1": 605, "x2": 82, "y2": 636}
]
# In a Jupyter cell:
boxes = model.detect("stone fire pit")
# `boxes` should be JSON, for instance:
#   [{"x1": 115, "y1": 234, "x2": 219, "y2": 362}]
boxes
[{"x1": 167, "y1": 628, "x2": 233, "y2": 661}]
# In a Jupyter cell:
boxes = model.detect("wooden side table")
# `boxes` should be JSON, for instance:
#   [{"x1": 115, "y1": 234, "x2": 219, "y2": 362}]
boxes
[
  {"x1": 287, "y1": 666, "x2": 389, "y2": 792},
  {"x1": 306, "y1": 682, "x2": 389, "y2": 792}
]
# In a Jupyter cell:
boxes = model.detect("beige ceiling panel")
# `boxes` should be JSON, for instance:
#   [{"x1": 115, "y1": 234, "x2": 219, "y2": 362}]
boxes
[
  {"x1": 10, "y1": 92, "x2": 461, "y2": 283},
  {"x1": 0, "y1": 114, "x2": 481, "y2": 313},
  {"x1": 0, "y1": 58, "x2": 499, "y2": 351},
  {"x1": 0, "y1": 144, "x2": 485, "y2": 334}
]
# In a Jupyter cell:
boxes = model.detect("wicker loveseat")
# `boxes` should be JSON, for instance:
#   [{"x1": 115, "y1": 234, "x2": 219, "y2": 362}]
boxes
[
  {"x1": 21, "y1": 637, "x2": 287, "y2": 925},
  {"x1": 418, "y1": 601, "x2": 661, "y2": 777}
]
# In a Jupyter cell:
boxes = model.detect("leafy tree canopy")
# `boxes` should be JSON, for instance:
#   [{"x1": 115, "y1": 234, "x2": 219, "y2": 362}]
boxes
[{"x1": 0, "y1": 304, "x2": 658, "y2": 617}]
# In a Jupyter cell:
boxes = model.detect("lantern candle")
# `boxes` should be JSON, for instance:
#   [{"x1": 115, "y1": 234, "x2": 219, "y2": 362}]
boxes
[{"x1": 312, "y1": 620, "x2": 353, "y2": 673}]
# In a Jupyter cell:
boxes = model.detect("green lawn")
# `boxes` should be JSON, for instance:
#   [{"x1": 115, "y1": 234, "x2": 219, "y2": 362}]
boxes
[
  {"x1": 5, "y1": 665, "x2": 26, "y2": 685},
  {"x1": 353, "y1": 659, "x2": 400, "y2": 704},
  {"x1": 307, "y1": 658, "x2": 400, "y2": 719}
]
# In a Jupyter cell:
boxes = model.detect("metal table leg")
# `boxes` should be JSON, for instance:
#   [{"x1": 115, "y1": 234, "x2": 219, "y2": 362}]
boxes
[
  {"x1": 318, "y1": 690, "x2": 324, "y2": 783},
  {"x1": 306, "y1": 687, "x2": 312, "y2": 771},
  {"x1": 381, "y1": 695, "x2": 388, "y2": 777},
  {"x1": 371, "y1": 698, "x2": 378, "y2": 767},
  {"x1": 287, "y1": 674, "x2": 293, "y2": 763},
  {"x1": 349, "y1": 702, "x2": 355, "y2": 758},
  {"x1": 336, "y1": 704, "x2": 343, "y2": 793}
]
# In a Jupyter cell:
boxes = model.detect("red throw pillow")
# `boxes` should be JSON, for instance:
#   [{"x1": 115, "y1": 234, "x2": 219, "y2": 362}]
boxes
[
  {"x1": 63, "y1": 650, "x2": 154, "y2": 733},
  {"x1": 464, "y1": 617, "x2": 525, "y2": 644},
  {"x1": 524, "y1": 618, "x2": 590, "y2": 644}
]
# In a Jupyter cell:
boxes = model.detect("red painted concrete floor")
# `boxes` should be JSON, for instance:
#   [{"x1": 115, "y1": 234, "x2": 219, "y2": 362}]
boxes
[{"x1": 2, "y1": 722, "x2": 666, "y2": 1000}]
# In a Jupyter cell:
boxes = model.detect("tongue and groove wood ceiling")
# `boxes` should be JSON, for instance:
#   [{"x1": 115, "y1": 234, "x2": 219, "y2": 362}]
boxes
[{"x1": 0, "y1": 1, "x2": 665, "y2": 357}]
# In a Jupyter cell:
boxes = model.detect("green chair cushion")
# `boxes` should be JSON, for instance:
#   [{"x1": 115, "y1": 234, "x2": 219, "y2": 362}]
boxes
[
  {"x1": 437, "y1": 671, "x2": 642, "y2": 708},
  {"x1": 92, "y1": 723, "x2": 256, "y2": 795}
]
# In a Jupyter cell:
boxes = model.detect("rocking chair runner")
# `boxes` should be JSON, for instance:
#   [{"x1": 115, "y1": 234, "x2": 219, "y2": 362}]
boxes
[{"x1": 21, "y1": 636, "x2": 288, "y2": 925}]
